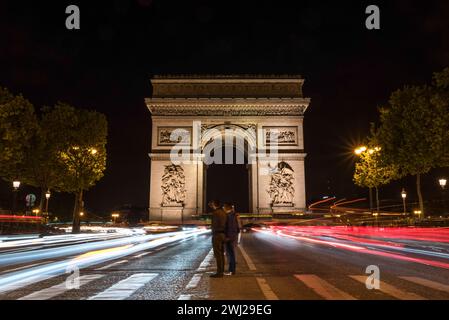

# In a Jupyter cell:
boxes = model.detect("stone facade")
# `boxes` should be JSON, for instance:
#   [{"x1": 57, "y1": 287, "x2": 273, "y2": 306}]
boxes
[{"x1": 146, "y1": 76, "x2": 310, "y2": 221}]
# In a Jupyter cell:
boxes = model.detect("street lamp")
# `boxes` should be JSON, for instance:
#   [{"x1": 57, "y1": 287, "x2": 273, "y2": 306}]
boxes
[
  {"x1": 439, "y1": 178, "x2": 447, "y2": 215},
  {"x1": 112, "y1": 213, "x2": 119, "y2": 223},
  {"x1": 12, "y1": 180, "x2": 21, "y2": 214},
  {"x1": 13, "y1": 180, "x2": 21, "y2": 189},
  {"x1": 401, "y1": 188, "x2": 407, "y2": 215},
  {"x1": 439, "y1": 178, "x2": 447, "y2": 190},
  {"x1": 414, "y1": 210, "x2": 422, "y2": 220},
  {"x1": 45, "y1": 189, "x2": 51, "y2": 212},
  {"x1": 354, "y1": 146, "x2": 372, "y2": 213}
]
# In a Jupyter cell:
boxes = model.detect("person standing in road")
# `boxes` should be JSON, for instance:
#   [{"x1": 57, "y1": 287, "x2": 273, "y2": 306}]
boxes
[
  {"x1": 223, "y1": 203, "x2": 240, "y2": 275},
  {"x1": 209, "y1": 200, "x2": 227, "y2": 278}
]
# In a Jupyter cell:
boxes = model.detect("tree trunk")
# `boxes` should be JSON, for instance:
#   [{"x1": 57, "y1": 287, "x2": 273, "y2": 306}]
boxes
[
  {"x1": 39, "y1": 187, "x2": 46, "y2": 212},
  {"x1": 416, "y1": 173, "x2": 424, "y2": 217},
  {"x1": 369, "y1": 187, "x2": 373, "y2": 213},
  {"x1": 375, "y1": 187, "x2": 380, "y2": 213},
  {"x1": 72, "y1": 190, "x2": 83, "y2": 234}
]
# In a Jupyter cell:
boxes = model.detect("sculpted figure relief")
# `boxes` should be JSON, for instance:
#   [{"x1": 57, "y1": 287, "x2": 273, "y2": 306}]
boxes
[
  {"x1": 267, "y1": 161, "x2": 295, "y2": 205},
  {"x1": 161, "y1": 164, "x2": 186, "y2": 206}
]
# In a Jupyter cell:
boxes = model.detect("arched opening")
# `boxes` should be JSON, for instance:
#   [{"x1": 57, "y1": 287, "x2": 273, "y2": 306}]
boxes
[
  {"x1": 202, "y1": 125, "x2": 254, "y2": 214},
  {"x1": 205, "y1": 144, "x2": 250, "y2": 213}
]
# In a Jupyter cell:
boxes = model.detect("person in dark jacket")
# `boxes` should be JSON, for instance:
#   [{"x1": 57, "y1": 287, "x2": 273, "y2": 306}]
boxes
[
  {"x1": 223, "y1": 203, "x2": 240, "y2": 275},
  {"x1": 209, "y1": 200, "x2": 227, "y2": 278}
]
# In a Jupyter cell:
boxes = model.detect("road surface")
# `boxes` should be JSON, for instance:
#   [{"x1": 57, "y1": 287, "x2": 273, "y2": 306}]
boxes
[{"x1": 1, "y1": 226, "x2": 449, "y2": 300}]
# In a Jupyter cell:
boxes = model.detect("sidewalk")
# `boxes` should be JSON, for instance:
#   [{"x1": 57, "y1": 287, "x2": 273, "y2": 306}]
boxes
[{"x1": 186, "y1": 234, "x2": 268, "y2": 300}]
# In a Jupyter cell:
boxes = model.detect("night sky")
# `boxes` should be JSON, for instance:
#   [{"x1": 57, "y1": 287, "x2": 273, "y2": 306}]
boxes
[{"x1": 1, "y1": 1, "x2": 448, "y2": 217}]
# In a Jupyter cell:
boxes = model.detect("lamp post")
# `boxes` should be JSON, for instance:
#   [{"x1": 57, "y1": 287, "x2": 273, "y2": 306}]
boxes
[
  {"x1": 354, "y1": 146, "x2": 374, "y2": 213},
  {"x1": 12, "y1": 180, "x2": 21, "y2": 214},
  {"x1": 401, "y1": 189, "x2": 407, "y2": 215},
  {"x1": 439, "y1": 178, "x2": 447, "y2": 214},
  {"x1": 45, "y1": 190, "x2": 51, "y2": 222}
]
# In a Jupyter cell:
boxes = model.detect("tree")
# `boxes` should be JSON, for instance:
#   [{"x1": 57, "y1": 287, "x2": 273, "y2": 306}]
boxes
[
  {"x1": 431, "y1": 68, "x2": 449, "y2": 165},
  {"x1": 354, "y1": 142, "x2": 398, "y2": 213},
  {"x1": 376, "y1": 69, "x2": 449, "y2": 214},
  {"x1": 0, "y1": 87, "x2": 38, "y2": 185},
  {"x1": 45, "y1": 103, "x2": 107, "y2": 233}
]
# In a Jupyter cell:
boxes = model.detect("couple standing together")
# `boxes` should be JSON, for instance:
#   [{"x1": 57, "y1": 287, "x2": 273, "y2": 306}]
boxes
[{"x1": 208, "y1": 200, "x2": 241, "y2": 278}]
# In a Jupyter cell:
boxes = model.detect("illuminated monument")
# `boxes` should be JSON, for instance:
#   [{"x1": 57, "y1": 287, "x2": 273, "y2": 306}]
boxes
[{"x1": 146, "y1": 75, "x2": 310, "y2": 221}]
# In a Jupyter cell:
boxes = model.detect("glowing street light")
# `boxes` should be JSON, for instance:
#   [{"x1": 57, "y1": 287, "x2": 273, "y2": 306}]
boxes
[
  {"x1": 13, "y1": 180, "x2": 21, "y2": 190},
  {"x1": 414, "y1": 210, "x2": 423, "y2": 220},
  {"x1": 112, "y1": 213, "x2": 119, "y2": 223},
  {"x1": 354, "y1": 146, "x2": 367, "y2": 155},
  {"x1": 439, "y1": 178, "x2": 447, "y2": 190},
  {"x1": 12, "y1": 180, "x2": 21, "y2": 214},
  {"x1": 44, "y1": 190, "x2": 51, "y2": 223},
  {"x1": 439, "y1": 178, "x2": 447, "y2": 214},
  {"x1": 401, "y1": 189, "x2": 407, "y2": 215}
]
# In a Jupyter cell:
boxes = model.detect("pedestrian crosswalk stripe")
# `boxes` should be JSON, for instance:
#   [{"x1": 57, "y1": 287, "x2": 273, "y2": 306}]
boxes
[
  {"x1": 295, "y1": 274, "x2": 356, "y2": 300},
  {"x1": 349, "y1": 275, "x2": 426, "y2": 300},
  {"x1": 400, "y1": 276, "x2": 449, "y2": 294},
  {"x1": 256, "y1": 277, "x2": 279, "y2": 300},
  {"x1": 197, "y1": 249, "x2": 214, "y2": 271},
  {"x1": 18, "y1": 274, "x2": 104, "y2": 300},
  {"x1": 88, "y1": 273, "x2": 158, "y2": 300},
  {"x1": 0, "y1": 274, "x2": 55, "y2": 294},
  {"x1": 186, "y1": 274, "x2": 202, "y2": 290}
]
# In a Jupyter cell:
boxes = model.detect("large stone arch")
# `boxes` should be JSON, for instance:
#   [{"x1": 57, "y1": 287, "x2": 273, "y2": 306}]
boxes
[{"x1": 146, "y1": 75, "x2": 310, "y2": 222}]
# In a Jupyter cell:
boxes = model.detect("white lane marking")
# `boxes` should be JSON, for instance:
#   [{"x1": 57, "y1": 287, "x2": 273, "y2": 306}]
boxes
[
  {"x1": 349, "y1": 275, "x2": 426, "y2": 300},
  {"x1": 178, "y1": 249, "x2": 213, "y2": 299},
  {"x1": 238, "y1": 245, "x2": 257, "y2": 271},
  {"x1": 0, "y1": 274, "x2": 55, "y2": 294},
  {"x1": 88, "y1": 273, "x2": 158, "y2": 300},
  {"x1": 295, "y1": 274, "x2": 356, "y2": 300},
  {"x1": 400, "y1": 276, "x2": 449, "y2": 294},
  {"x1": 256, "y1": 278, "x2": 279, "y2": 300},
  {"x1": 18, "y1": 274, "x2": 104, "y2": 300},
  {"x1": 185, "y1": 274, "x2": 202, "y2": 290},
  {"x1": 134, "y1": 252, "x2": 151, "y2": 258},
  {"x1": 0, "y1": 261, "x2": 53, "y2": 275},
  {"x1": 95, "y1": 260, "x2": 128, "y2": 271},
  {"x1": 197, "y1": 249, "x2": 214, "y2": 271}
]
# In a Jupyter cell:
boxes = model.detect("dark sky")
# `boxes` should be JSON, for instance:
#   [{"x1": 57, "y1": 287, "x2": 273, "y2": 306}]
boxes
[{"x1": 0, "y1": 0, "x2": 448, "y2": 217}]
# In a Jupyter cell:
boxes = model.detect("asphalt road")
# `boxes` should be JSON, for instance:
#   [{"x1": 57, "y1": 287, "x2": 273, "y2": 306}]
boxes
[{"x1": 1, "y1": 226, "x2": 449, "y2": 300}]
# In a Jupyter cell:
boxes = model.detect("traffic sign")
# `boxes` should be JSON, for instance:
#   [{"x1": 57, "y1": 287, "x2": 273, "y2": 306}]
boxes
[{"x1": 26, "y1": 194, "x2": 36, "y2": 207}]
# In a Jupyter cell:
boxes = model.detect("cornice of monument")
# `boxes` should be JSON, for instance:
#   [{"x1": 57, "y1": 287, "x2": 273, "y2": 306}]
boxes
[{"x1": 146, "y1": 97, "x2": 310, "y2": 116}]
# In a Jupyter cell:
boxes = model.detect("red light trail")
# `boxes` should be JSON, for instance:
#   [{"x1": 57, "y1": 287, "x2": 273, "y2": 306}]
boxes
[{"x1": 254, "y1": 226, "x2": 449, "y2": 270}]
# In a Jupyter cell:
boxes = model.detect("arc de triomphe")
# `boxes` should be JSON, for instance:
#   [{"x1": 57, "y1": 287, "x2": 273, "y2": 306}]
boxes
[{"x1": 146, "y1": 75, "x2": 310, "y2": 221}]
